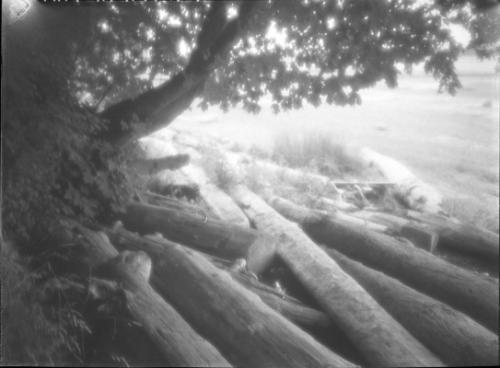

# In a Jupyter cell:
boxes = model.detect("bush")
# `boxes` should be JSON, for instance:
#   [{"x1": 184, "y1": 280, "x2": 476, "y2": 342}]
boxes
[{"x1": 1, "y1": 240, "x2": 90, "y2": 365}]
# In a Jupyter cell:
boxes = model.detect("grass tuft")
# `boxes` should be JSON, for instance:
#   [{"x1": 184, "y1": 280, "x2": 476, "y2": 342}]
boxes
[{"x1": 271, "y1": 132, "x2": 366, "y2": 178}]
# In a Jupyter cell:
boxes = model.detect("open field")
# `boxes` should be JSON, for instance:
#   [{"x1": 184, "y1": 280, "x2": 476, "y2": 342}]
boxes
[{"x1": 171, "y1": 54, "x2": 499, "y2": 232}]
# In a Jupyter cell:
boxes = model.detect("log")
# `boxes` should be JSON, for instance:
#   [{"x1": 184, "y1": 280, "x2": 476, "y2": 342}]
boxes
[
  {"x1": 75, "y1": 226, "x2": 230, "y2": 367},
  {"x1": 352, "y1": 209, "x2": 499, "y2": 275},
  {"x1": 122, "y1": 202, "x2": 257, "y2": 258},
  {"x1": 210, "y1": 254, "x2": 333, "y2": 327},
  {"x1": 266, "y1": 195, "x2": 499, "y2": 332},
  {"x1": 230, "y1": 269, "x2": 332, "y2": 331},
  {"x1": 228, "y1": 185, "x2": 443, "y2": 367},
  {"x1": 181, "y1": 164, "x2": 250, "y2": 227},
  {"x1": 407, "y1": 211, "x2": 499, "y2": 262},
  {"x1": 131, "y1": 154, "x2": 190, "y2": 175},
  {"x1": 108, "y1": 229, "x2": 356, "y2": 368},
  {"x1": 142, "y1": 136, "x2": 250, "y2": 226},
  {"x1": 360, "y1": 147, "x2": 443, "y2": 213},
  {"x1": 328, "y1": 248, "x2": 499, "y2": 366}
]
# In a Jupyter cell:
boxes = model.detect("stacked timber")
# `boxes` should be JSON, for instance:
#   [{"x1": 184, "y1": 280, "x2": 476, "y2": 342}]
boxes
[
  {"x1": 75, "y1": 226, "x2": 231, "y2": 367},
  {"x1": 264, "y1": 195, "x2": 499, "y2": 333},
  {"x1": 107, "y1": 228, "x2": 356, "y2": 367},
  {"x1": 108, "y1": 128, "x2": 499, "y2": 367},
  {"x1": 227, "y1": 185, "x2": 443, "y2": 367}
]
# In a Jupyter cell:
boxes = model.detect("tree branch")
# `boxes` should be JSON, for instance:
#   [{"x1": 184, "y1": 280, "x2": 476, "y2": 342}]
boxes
[{"x1": 99, "y1": 1, "x2": 257, "y2": 146}]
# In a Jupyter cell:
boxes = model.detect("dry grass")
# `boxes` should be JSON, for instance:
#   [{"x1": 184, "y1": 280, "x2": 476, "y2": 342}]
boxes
[
  {"x1": 199, "y1": 147, "x2": 239, "y2": 191},
  {"x1": 271, "y1": 132, "x2": 366, "y2": 179}
]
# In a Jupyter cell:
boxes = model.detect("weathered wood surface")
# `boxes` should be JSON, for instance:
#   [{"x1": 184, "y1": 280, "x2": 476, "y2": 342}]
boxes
[
  {"x1": 266, "y1": 195, "x2": 499, "y2": 332},
  {"x1": 131, "y1": 154, "x2": 190, "y2": 175},
  {"x1": 410, "y1": 212, "x2": 499, "y2": 261},
  {"x1": 181, "y1": 164, "x2": 250, "y2": 227},
  {"x1": 76, "y1": 226, "x2": 231, "y2": 367},
  {"x1": 356, "y1": 209, "x2": 499, "y2": 262},
  {"x1": 352, "y1": 209, "x2": 499, "y2": 275},
  {"x1": 328, "y1": 248, "x2": 499, "y2": 366},
  {"x1": 122, "y1": 202, "x2": 257, "y2": 258},
  {"x1": 228, "y1": 185, "x2": 443, "y2": 367},
  {"x1": 141, "y1": 135, "x2": 250, "y2": 226},
  {"x1": 230, "y1": 269, "x2": 332, "y2": 331},
  {"x1": 360, "y1": 147, "x2": 443, "y2": 213},
  {"x1": 108, "y1": 229, "x2": 355, "y2": 368}
]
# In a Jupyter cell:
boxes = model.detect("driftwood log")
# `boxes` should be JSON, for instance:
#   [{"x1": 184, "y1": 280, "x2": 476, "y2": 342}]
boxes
[
  {"x1": 131, "y1": 154, "x2": 190, "y2": 175},
  {"x1": 144, "y1": 136, "x2": 250, "y2": 226},
  {"x1": 352, "y1": 209, "x2": 499, "y2": 275},
  {"x1": 228, "y1": 185, "x2": 443, "y2": 367},
  {"x1": 359, "y1": 147, "x2": 443, "y2": 213},
  {"x1": 108, "y1": 228, "x2": 356, "y2": 368},
  {"x1": 328, "y1": 248, "x2": 499, "y2": 366},
  {"x1": 75, "y1": 226, "x2": 231, "y2": 367},
  {"x1": 123, "y1": 202, "x2": 257, "y2": 258},
  {"x1": 265, "y1": 195, "x2": 499, "y2": 333},
  {"x1": 407, "y1": 211, "x2": 499, "y2": 262}
]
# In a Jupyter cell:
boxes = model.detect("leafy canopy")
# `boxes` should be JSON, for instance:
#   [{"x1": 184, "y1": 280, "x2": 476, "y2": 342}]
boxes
[
  {"x1": 65, "y1": 0, "x2": 499, "y2": 113},
  {"x1": 2, "y1": 0, "x2": 498, "y2": 242}
]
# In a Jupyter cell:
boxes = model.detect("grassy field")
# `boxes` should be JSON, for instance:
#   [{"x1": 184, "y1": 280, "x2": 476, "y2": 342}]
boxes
[{"x1": 171, "y1": 53, "x2": 499, "y2": 232}]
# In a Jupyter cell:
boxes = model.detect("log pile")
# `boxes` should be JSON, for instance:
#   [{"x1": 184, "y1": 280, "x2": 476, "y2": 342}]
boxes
[{"x1": 72, "y1": 128, "x2": 497, "y2": 366}]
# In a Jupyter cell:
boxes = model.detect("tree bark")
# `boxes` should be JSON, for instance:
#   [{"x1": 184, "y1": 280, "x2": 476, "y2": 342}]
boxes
[
  {"x1": 122, "y1": 202, "x2": 257, "y2": 259},
  {"x1": 108, "y1": 228, "x2": 356, "y2": 368},
  {"x1": 328, "y1": 248, "x2": 499, "y2": 366},
  {"x1": 228, "y1": 185, "x2": 443, "y2": 367},
  {"x1": 99, "y1": 2, "x2": 257, "y2": 146},
  {"x1": 75, "y1": 225, "x2": 231, "y2": 366},
  {"x1": 265, "y1": 195, "x2": 499, "y2": 333}
]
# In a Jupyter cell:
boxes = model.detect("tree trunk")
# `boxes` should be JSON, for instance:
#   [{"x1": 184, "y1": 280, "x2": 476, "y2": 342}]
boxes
[
  {"x1": 265, "y1": 195, "x2": 499, "y2": 333},
  {"x1": 75, "y1": 225, "x2": 231, "y2": 366},
  {"x1": 328, "y1": 248, "x2": 499, "y2": 366},
  {"x1": 122, "y1": 202, "x2": 257, "y2": 258},
  {"x1": 228, "y1": 185, "x2": 443, "y2": 367},
  {"x1": 99, "y1": 2, "x2": 257, "y2": 146},
  {"x1": 108, "y1": 228, "x2": 356, "y2": 368}
]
